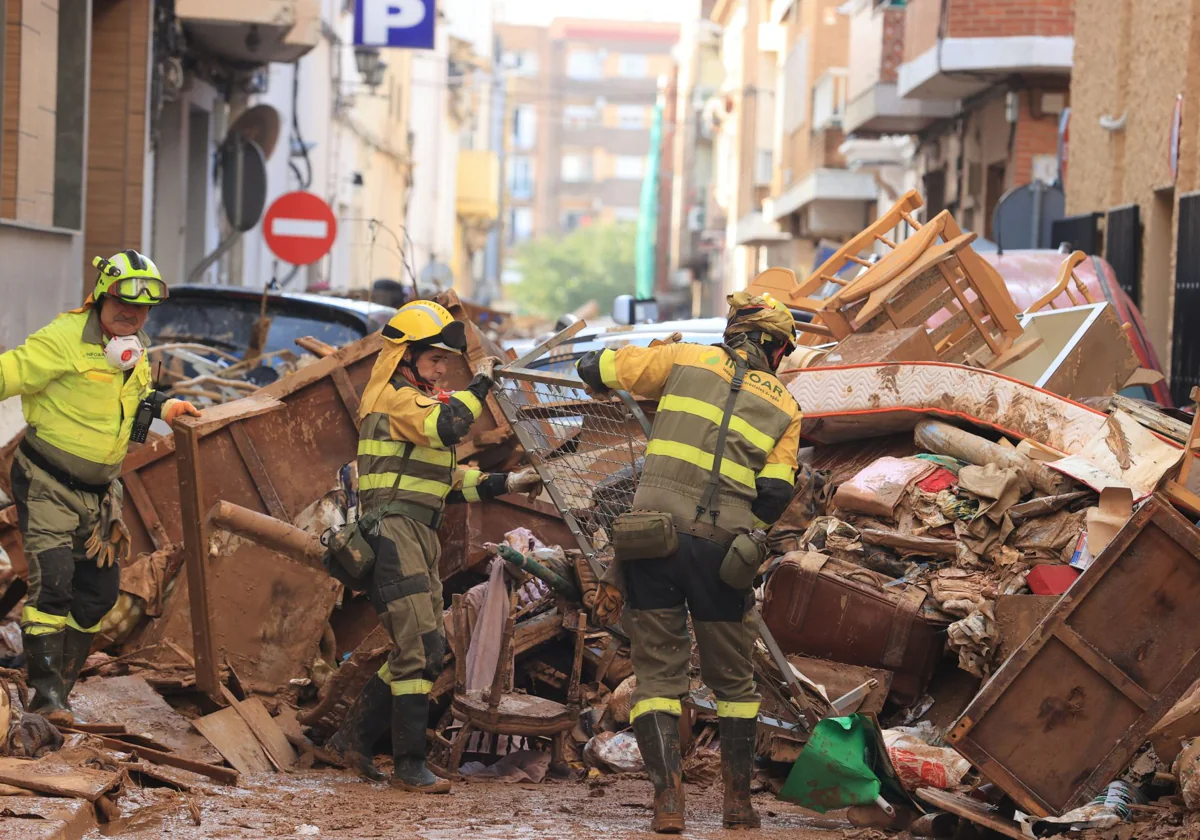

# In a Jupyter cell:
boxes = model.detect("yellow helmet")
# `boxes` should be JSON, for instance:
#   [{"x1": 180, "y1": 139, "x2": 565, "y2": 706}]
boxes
[
  {"x1": 725, "y1": 290, "x2": 797, "y2": 349},
  {"x1": 92, "y1": 250, "x2": 168, "y2": 305},
  {"x1": 382, "y1": 300, "x2": 467, "y2": 354}
]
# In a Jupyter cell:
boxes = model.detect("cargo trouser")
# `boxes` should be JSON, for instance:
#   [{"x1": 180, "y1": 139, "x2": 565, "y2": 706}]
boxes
[
  {"x1": 624, "y1": 532, "x2": 760, "y2": 722},
  {"x1": 366, "y1": 513, "x2": 446, "y2": 696},
  {"x1": 10, "y1": 450, "x2": 120, "y2": 635}
]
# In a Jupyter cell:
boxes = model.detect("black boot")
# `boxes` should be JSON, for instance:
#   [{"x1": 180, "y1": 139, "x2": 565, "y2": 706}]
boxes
[
  {"x1": 61, "y1": 628, "x2": 94, "y2": 703},
  {"x1": 719, "y1": 716, "x2": 761, "y2": 829},
  {"x1": 23, "y1": 631, "x2": 73, "y2": 725},
  {"x1": 390, "y1": 693, "x2": 450, "y2": 794},
  {"x1": 322, "y1": 676, "x2": 390, "y2": 781},
  {"x1": 632, "y1": 712, "x2": 685, "y2": 834}
]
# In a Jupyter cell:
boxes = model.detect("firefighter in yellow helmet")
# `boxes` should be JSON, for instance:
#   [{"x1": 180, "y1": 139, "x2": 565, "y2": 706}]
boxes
[
  {"x1": 0, "y1": 251, "x2": 199, "y2": 723},
  {"x1": 321, "y1": 300, "x2": 542, "y2": 793},
  {"x1": 576, "y1": 291, "x2": 802, "y2": 833}
]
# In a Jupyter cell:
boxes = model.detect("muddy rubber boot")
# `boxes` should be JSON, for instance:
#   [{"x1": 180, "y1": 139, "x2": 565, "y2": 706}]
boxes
[
  {"x1": 60, "y1": 628, "x2": 94, "y2": 707},
  {"x1": 390, "y1": 693, "x2": 450, "y2": 794},
  {"x1": 632, "y1": 712, "x2": 685, "y2": 834},
  {"x1": 719, "y1": 716, "x2": 761, "y2": 829},
  {"x1": 322, "y1": 675, "x2": 390, "y2": 781},
  {"x1": 23, "y1": 631, "x2": 73, "y2": 726}
]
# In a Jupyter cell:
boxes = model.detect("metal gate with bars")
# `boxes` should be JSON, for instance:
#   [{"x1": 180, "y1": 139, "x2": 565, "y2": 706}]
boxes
[
  {"x1": 1106, "y1": 203, "x2": 1142, "y2": 303},
  {"x1": 1051, "y1": 212, "x2": 1101, "y2": 255},
  {"x1": 1173, "y1": 193, "x2": 1200, "y2": 406}
]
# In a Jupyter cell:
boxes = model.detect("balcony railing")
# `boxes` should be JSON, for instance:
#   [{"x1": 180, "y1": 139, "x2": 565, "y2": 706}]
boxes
[{"x1": 811, "y1": 68, "x2": 849, "y2": 133}]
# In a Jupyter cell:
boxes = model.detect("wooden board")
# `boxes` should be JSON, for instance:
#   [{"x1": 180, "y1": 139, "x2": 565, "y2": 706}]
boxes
[
  {"x1": 915, "y1": 788, "x2": 1023, "y2": 840},
  {"x1": 0, "y1": 797, "x2": 97, "y2": 840},
  {"x1": 192, "y1": 707, "x2": 273, "y2": 775},
  {"x1": 0, "y1": 757, "x2": 120, "y2": 801},
  {"x1": 948, "y1": 496, "x2": 1200, "y2": 817},
  {"x1": 236, "y1": 697, "x2": 298, "y2": 769}
]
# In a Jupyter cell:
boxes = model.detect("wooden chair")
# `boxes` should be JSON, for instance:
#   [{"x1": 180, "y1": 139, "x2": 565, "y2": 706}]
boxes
[
  {"x1": 1024, "y1": 250, "x2": 1097, "y2": 314},
  {"x1": 442, "y1": 591, "x2": 586, "y2": 776}
]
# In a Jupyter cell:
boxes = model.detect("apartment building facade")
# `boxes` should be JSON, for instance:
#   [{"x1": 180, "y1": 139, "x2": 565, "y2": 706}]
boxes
[
  {"x1": 496, "y1": 18, "x2": 678, "y2": 251},
  {"x1": 1066, "y1": 0, "x2": 1200, "y2": 406}
]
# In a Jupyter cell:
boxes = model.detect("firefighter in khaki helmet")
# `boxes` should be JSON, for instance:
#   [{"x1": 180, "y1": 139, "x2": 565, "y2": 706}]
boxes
[
  {"x1": 576, "y1": 292, "x2": 802, "y2": 833},
  {"x1": 322, "y1": 301, "x2": 542, "y2": 794},
  {"x1": 0, "y1": 251, "x2": 199, "y2": 724}
]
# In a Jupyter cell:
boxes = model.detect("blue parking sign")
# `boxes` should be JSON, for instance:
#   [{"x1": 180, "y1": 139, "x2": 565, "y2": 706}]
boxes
[{"x1": 354, "y1": 0, "x2": 436, "y2": 49}]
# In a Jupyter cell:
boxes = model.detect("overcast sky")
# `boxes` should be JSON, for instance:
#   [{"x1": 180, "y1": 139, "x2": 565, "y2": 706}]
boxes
[{"x1": 495, "y1": 0, "x2": 696, "y2": 25}]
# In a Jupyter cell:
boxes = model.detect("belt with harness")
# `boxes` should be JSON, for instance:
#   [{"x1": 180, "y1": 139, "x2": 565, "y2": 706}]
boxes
[
  {"x1": 611, "y1": 346, "x2": 770, "y2": 588},
  {"x1": 323, "y1": 441, "x2": 443, "y2": 583},
  {"x1": 19, "y1": 440, "x2": 112, "y2": 496}
]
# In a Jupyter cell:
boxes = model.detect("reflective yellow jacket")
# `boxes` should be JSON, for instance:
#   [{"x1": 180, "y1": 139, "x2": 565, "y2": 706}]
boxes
[
  {"x1": 0, "y1": 309, "x2": 153, "y2": 482},
  {"x1": 578, "y1": 341, "x2": 802, "y2": 534}
]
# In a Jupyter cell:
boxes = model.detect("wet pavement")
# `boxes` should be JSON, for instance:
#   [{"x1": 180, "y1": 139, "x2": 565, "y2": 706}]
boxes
[{"x1": 88, "y1": 770, "x2": 862, "y2": 840}]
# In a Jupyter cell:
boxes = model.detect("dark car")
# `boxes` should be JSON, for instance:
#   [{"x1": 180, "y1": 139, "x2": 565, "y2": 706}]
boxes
[{"x1": 146, "y1": 285, "x2": 394, "y2": 358}]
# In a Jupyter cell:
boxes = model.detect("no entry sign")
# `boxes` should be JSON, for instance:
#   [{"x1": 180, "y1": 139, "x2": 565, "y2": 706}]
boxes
[{"x1": 263, "y1": 191, "x2": 337, "y2": 265}]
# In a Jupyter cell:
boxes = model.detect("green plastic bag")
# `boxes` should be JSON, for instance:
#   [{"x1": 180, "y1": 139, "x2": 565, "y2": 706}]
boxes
[{"x1": 777, "y1": 714, "x2": 906, "y2": 813}]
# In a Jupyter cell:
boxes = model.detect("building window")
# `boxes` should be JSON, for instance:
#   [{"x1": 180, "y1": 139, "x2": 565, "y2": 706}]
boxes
[
  {"x1": 615, "y1": 156, "x2": 646, "y2": 180},
  {"x1": 561, "y1": 154, "x2": 593, "y2": 183},
  {"x1": 511, "y1": 105, "x2": 537, "y2": 150},
  {"x1": 507, "y1": 156, "x2": 534, "y2": 199},
  {"x1": 781, "y1": 36, "x2": 809, "y2": 132},
  {"x1": 563, "y1": 210, "x2": 588, "y2": 231},
  {"x1": 503, "y1": 50, "x2": 539, "y2": 77},
  {"x1": 617, "y1": 54, "x2": 649, "y2": 78},
  {"x1": 567, "y1": 50, "x2": 603, "y2": 80},
  {"x1": 613, "y1": 207, "x2": 640, "y2": 222},
  {"x1": 563, "y1": 105, "x2": 596, "y2": 129},
  {"x1": 616, "y1": 105, "x2": 645, "y2": 129},
  {"x1": 509, "y1": 207, "x2": 534, "y2": 245}
]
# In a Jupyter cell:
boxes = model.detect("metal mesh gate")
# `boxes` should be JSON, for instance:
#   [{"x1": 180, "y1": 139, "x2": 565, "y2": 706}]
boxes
[
  {"x1": 1106, "y1": 203, "x2": 1142, "y2": 303},
  {"x1": 1173, "y1": 193, "x2": 1200, "y2": 406}
]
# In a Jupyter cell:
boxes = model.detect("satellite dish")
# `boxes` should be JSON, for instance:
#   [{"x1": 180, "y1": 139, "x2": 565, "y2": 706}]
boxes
[
  {"x1": 219, "y1": 138, "x2": 267, "y2": 232},
  {"x1": 227, "y1": 104, "x2": 281, "y2": 160}
]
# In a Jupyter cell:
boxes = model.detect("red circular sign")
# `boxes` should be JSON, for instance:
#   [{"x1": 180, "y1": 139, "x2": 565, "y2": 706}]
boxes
[{"x1": 262, "y1": 191, "x2": 338, "y2": 266}]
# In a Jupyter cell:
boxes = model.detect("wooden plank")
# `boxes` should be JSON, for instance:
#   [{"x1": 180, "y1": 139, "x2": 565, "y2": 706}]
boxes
[
  {"x1": 186, "y1": 394, "x2": 286, "y2": 438},
  {"x1": 330, "y1": 366, "x2": 362, "y2": 420},
  {"x1": 237, "y1": 697, "x2": 298, "y2": 769},
  {"x1": 122, "y1": 471, "x2": 169, "y2": 550},
  {"x1": 172, "y1": 419, "x2": 220, "y2": 700},
  {"x1": 0, "y1": 757, "x2": 120, "y2": 802},
  {"x1": 915, "y1": 788, "x2": 1023, "y2": 840},
  {"x1": 1099, "y1": 394, "x2": 1191, "y2": 443},
  {"x1": 859, "y1": 528, "x2": 957, "y2": 558},
  {"x1": 1053, "y1": 625, "x2": 1153, "y2": 711},
  {"x1": 229, "y1": 424, "x2": 289, "y2": 521},
  {"x1": 193, "y1": 707, "x2": 273, "y2": 775},
  {"x1": 87, "y1": 734, "x2": 239, "y2": 785}
]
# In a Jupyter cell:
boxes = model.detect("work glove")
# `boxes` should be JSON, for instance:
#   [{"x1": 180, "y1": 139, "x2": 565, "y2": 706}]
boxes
[
  {"x1": 593, "y1": 582, "x2": 625, "y2": 626},
  {"x1": 163, "y1": 400, "x2": 201, "y2": 425},
  {"x1": 574, "y1": 554, "x2": 600, "y2": 610},
  {"x1": 505, "y1": 467, "x2": 544, "y2": 500},
  {"x1": 474, "y1": 355, "x2": 503, "y2": 383},
  {"x1": 85, "y1": 484, "x2": 131, "y2": 569}
]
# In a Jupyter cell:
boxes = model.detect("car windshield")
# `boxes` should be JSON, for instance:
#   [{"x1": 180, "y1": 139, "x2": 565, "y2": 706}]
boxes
[{"x1": 147, "y1": 297, "x2": 368, "y2": 357}]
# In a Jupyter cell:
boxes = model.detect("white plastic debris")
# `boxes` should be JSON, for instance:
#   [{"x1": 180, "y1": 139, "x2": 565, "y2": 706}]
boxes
[{"x1": 295, "y1": 826, "x2": 320, "y2": 836}]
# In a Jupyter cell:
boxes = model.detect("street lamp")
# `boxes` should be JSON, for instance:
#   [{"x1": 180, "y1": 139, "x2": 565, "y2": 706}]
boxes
[{"x1": 354, "y1": 46, "x2": 388, "y2": 90}]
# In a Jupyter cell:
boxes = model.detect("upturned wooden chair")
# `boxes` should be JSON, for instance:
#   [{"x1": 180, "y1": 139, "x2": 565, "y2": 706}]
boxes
[{"x1": 442, "y1": 591, "x2": 586, "y2": 776}]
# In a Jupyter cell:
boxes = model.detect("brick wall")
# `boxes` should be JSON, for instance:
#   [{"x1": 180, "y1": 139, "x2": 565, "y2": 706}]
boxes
[
  {"x1": 1013, "y1": 89, "x2": 1066, "y2": 186},
  {"x1": 880, "y1": 8, "x2": 905, "y2": 84},
  {"x1": 946, "y1": 0, "x2": 1076, "y2": 39},
  {"x1": 905, "y1": 0, "x2": 1076, "y2": 64}
]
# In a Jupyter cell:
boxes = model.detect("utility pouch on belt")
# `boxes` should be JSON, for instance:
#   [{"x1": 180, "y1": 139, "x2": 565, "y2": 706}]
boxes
[
  {"x1": 719, "y1": 530, "x2": 767, "y2": 591},
  {"x1": 611, "y1": 511, "x2": 679, "y2": 562},
  {"x1": 323, "y1": 513, "x2": 381, "y2": 582}
]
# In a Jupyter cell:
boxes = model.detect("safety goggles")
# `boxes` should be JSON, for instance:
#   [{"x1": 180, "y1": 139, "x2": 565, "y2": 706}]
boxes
[{"x1": 109, "y1": 276, "x2": 169, "y2": 303}]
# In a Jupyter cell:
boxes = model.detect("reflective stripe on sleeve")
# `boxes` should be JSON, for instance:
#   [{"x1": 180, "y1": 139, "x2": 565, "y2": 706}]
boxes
[
  {"x1": 451, "y1": 390, "x2": 483, "y2": 419},
  {"x1": 461, "y1": 469, "x2": 484, "y2": 502},
  {"x1": 757, "y1": 462, "x2": 796, "y2": 484},
  {"x1": 599, "y1": 349, "x2": 621, "y2": 389}
]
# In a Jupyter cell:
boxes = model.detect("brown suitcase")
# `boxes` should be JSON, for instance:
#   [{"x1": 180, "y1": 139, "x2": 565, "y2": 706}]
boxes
[{"x1": 761, "y1": 551, "x2": 947, "y2": 705}]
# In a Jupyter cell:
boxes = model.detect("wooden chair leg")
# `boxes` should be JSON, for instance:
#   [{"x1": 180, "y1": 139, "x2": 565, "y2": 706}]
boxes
[
  {"x1": 449, "y1": 721, "x2": 473, "y2": 776},
  {"x1": 550, "y1": 730, "x2": 569, "y2": 776}
]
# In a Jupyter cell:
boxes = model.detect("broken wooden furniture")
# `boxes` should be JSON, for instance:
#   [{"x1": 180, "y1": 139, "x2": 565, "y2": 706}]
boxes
[
  {"x1": 1023, "y1": 250, "x2": 1096, "y2": 314},
  {"x1": 442, "y1": 593, "x2": 586, "y2": 775},
  {"x1": 948, "y1": 496, "x2": 1200, "y2": 816}
]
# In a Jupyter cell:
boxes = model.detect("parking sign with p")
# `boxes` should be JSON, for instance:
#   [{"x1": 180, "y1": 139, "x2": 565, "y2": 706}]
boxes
[{"x1": 354, "y1": 0, "x2": 436, "y2": 49}]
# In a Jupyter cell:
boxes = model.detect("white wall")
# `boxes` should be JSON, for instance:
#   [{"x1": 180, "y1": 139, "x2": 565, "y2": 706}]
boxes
[{"x1": 0, "y1": 224, "x2": 83, "y2": 349}]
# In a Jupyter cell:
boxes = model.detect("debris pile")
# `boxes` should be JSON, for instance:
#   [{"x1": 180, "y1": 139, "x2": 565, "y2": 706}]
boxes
[{"x1": 0, "y1": 191, "x2": 1199, "y2": 837}]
